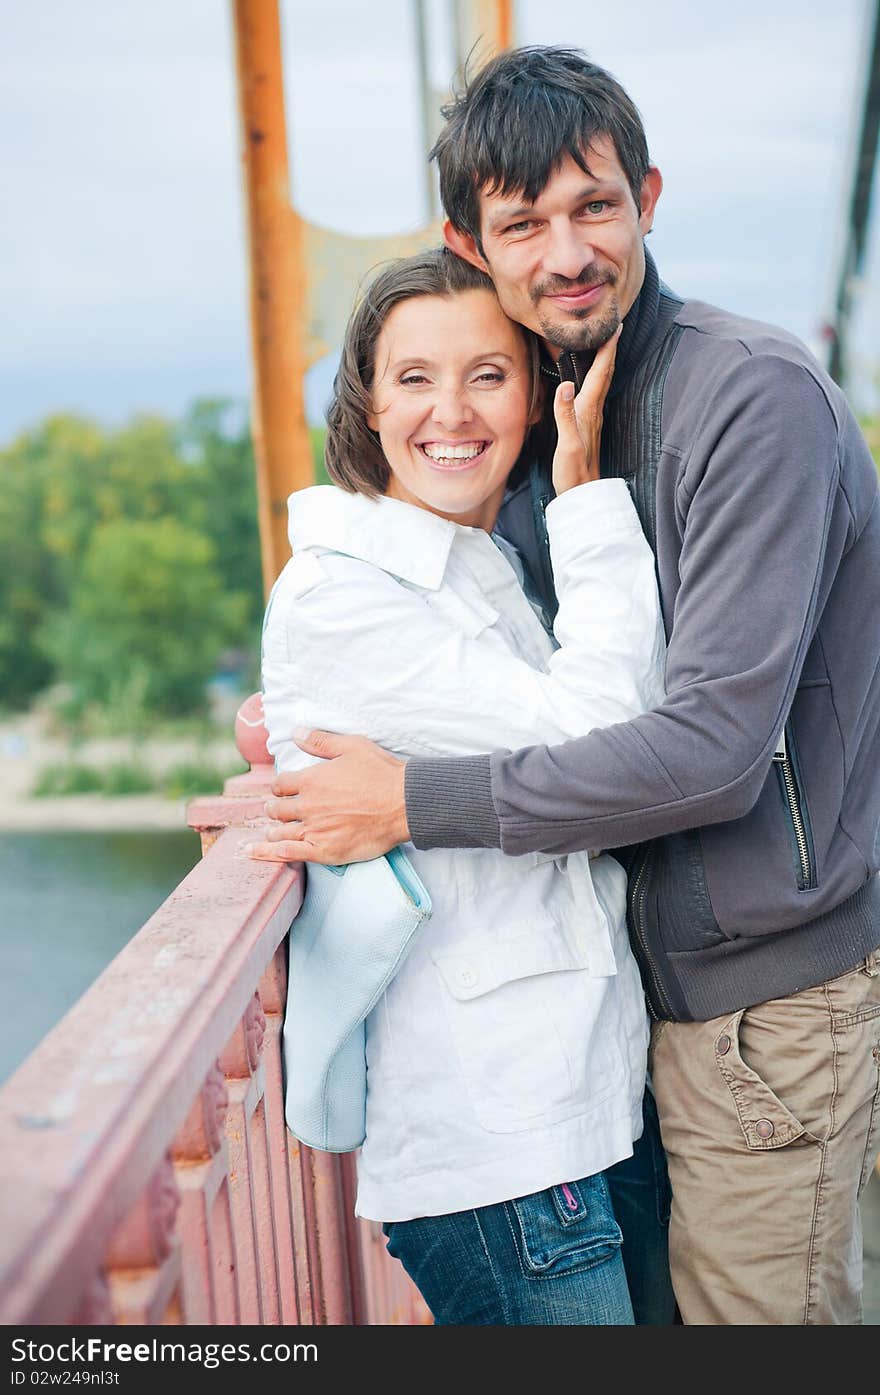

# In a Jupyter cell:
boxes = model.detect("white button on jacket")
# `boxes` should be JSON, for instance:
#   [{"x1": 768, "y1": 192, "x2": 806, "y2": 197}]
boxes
[{"x1": 262, "y1": 479, "x2": 666, "y2": 1222}]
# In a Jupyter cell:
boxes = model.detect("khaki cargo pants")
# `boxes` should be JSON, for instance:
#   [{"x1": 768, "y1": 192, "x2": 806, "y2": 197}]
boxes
[{"x1": 649, "y1": 950, "x2": 880, "y2": 1324}]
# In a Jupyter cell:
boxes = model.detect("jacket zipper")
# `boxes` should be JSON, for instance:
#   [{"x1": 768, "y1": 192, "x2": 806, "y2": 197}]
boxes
[
  {"x1": 772, "y1": 727, "x2": 816, "y2": 890},
  {"x1": 530, "y1": 353, "x2": 582, "y2": 615},
  {"x1": 539, "y1": 359, "x2": 673, "y2": 1016},
  {"x1": 529, "y1": 470, "x2": 556, "y2": 623},
  {"x1": 537, "y1": 493, "x2": 553, "y2": 597},
  {"x1": 628, "y1": 843, "x2": 673, "y2": 1020}
]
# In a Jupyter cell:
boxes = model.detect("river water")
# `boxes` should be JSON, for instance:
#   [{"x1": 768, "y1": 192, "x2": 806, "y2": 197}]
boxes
[{"x1": 0, "y1": 830, "x2": 201, "y2": 1084}]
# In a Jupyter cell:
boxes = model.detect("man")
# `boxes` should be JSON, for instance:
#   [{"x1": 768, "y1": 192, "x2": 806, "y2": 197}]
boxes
[{"x1": 251, "y1": 47, "x2": 880, "y2": 1324}]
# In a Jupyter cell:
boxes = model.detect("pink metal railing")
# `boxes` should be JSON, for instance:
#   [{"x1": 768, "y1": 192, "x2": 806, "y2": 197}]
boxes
[{"x1": 0, "y1": 696, "x2": 430, "y2": 1325}]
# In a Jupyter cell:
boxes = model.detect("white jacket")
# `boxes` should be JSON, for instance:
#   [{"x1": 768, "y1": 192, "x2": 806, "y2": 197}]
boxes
[{"x1": 262, "y1": 480, "x2": 666, "y2": 1221}]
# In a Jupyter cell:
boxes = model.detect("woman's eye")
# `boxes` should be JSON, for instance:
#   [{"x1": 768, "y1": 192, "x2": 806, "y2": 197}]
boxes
[
  {"x1": 473, "y1": 371, "x2": 504, "y2": 384},
  {"x1": 400, "y1": 374, "x2": 429, "y2": 386}
]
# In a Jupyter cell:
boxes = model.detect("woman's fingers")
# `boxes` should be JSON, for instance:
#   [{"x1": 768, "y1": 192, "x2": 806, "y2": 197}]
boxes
[
  {"x1": 553, "y1": 378, "x2": 579, "y2": 448},
  {"x1": 575, "y1": 323, "x2": 621, "y2": 423},
  {"x1": 553, "y1": 374, "x2": 597, "y2": 490},
  {"x1": 551, "y1": 325, "x2": 622, "y2": 492},
  {"x1": 553, "y1": 323, "x2": 621, "y2": 437}
]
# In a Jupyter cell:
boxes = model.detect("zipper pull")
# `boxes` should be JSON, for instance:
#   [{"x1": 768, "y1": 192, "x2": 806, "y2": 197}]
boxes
[{"x1": 772, "y1": 727, "x2": 787, "y2": 763}]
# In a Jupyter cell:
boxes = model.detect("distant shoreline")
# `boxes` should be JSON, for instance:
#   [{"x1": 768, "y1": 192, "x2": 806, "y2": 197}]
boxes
[
  {"x1": 0, "y1": 710, "x2": 241, "y2": 834},
  {"x1": 0, "y1": 793, "x2": 192, "y2": 833}
]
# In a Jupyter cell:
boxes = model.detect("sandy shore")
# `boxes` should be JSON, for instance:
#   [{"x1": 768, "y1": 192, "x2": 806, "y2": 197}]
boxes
[
  {"x1": 0, "y1": 710, "x2": 243, "y2": 832},
  {"x1": 0, "y1": 792, "x2": 192, "y2": 832}
]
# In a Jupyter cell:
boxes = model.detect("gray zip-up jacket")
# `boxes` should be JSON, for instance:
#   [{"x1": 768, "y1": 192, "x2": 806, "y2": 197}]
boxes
[{"x1": 404, "y1": 250, "x2": 880, "y2": 1022}]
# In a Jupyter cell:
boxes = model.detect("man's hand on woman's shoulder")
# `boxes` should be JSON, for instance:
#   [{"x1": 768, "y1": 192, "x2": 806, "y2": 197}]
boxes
[{"x1": 247, "y1": 730, "x2": 409, "y2": 865}]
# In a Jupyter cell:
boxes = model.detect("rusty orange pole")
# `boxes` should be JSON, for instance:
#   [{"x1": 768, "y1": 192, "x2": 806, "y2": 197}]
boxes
[
  {"x1": 455, "y1": 0, "x2": 514, "y2": 64},
  {"x1": 232, "y1": 0, "x2": 312, "y2": 596},
  {"x1": 494, "y1": 0, "x2": 513, "y2": 51}
]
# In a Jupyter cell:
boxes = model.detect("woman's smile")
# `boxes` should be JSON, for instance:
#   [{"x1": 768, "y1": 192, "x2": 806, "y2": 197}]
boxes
[{"x1": 415, "y1": 439, "x2": 491, "y2": 470}]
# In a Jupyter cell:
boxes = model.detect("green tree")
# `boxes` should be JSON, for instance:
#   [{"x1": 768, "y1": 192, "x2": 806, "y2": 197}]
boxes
[
  {"x1": 45, "y1": 517, "x2": 246, "y2": 718},
  {"x1": 0, "y1": 412, "x2": 207, "y2": 711},
  {"x1": 0, "y1": 416, "x2": 99, "y2": 707},
  {"x1": 0, "y1": 440, "x2": 54, "y2": 706},
  {"x1": 311, "y1": 426, "x2": 329, "y2": 484},
  {"x1": 177, "y1": 400, "x2": 263, "y2": 635},
  {"x1": 0, "y1": 398, "x2": 325, "y2": 716},
  {"x1": 41, "y1": 414, "x2": 201, "y2": 588}
]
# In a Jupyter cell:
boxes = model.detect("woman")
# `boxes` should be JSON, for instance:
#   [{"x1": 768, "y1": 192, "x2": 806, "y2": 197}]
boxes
[{"x1": 257, "y1": 248, "x2": 673, "y2": 1325}]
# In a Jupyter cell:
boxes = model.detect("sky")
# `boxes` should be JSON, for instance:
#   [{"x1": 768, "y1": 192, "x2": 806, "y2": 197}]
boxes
[{"x1": 1, "y1": 0, "x2": 878, "y2": 445}]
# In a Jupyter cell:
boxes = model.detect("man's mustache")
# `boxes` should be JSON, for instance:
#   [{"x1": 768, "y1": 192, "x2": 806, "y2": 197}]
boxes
[{"x1": 532, "y1": 267, "x2": 617, "y2": 303}]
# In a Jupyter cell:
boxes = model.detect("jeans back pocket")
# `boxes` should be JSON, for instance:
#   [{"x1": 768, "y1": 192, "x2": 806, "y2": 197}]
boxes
[{"x1": 509, "y1": 1173, "x2": 623, "y2": 1276}]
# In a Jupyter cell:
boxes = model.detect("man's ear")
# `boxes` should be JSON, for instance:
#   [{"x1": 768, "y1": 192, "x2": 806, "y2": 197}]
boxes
[
  {"x1": 443, "y1": 219, "x2": 491, "y2": 274},
  {"x1": 639, "y1": 166, "x2": 663, "y2": 235}
]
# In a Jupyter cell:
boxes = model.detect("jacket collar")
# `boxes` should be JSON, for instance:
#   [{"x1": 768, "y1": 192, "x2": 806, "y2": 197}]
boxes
[{"x1": 288, "y1": 485, "x2": 457, "y2": 591}]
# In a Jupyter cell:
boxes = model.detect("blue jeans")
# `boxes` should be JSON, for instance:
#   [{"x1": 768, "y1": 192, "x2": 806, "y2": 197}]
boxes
[
  {"x1": 383, "y1": 1093, "x2": 675, "y2": 1325},
  {"x1": 605, "y1": 1088, "x2": 676, "y2": 1325}
]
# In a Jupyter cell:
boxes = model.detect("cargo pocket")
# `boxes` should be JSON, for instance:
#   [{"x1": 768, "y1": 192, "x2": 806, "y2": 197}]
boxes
[
  {"x1": 713, "y1": 1008, "x2": 819, "y2": 1150},
  {"x1": 431, "y1": 928, "x2": 622, "y2": 1134},
  {"x1": 509, "y1": 1174, "x2": 623, "y2": 1277}
]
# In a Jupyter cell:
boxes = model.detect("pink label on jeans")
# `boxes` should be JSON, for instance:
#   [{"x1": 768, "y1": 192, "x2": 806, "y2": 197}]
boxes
[{"x1": 561, "y1": 1183, "x2": 579, "y2": 1211}]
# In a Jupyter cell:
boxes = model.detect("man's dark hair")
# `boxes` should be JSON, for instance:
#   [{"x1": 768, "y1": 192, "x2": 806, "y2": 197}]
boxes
[
  {"x1": 431, "y1": 46, "x2": 651, "y2": 245},
  {"x1": 325, "y1": 247, "x2": 540, "y2": 497}
]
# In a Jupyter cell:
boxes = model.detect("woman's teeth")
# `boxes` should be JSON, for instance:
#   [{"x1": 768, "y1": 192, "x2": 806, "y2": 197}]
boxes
[{"x1": 420, "y1": 441, "x2": 487, "y2": 463}]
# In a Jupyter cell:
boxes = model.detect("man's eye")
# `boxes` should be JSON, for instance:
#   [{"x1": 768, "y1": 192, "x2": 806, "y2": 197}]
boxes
[
  {"x1": 583, "y1": 201, "x2": 608, "y2": 215},
  {"x1": 505, "y1": 220, "x2": 534, "y2": 235}
]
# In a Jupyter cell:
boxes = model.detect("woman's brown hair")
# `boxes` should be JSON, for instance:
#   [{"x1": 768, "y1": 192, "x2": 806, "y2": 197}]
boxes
[{"x1": 325, "y1": 247, "x2": 541, "y2": 496}]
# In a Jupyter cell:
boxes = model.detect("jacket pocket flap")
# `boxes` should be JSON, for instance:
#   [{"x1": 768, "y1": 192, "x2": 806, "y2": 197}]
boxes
[{"x1": 431, "y1": 928, "x2": 585, "y2": 1001}]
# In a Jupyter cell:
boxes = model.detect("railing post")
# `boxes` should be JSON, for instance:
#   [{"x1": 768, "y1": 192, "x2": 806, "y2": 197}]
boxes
[
  {"x1": 172, "y1": 1063, "x2": 238, "y2": 1325},
  {"x1": 187, "y1": 692, "x2": 276, "y2": 854}
]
